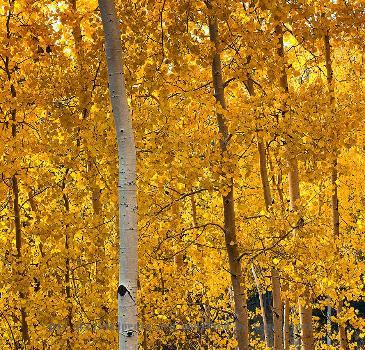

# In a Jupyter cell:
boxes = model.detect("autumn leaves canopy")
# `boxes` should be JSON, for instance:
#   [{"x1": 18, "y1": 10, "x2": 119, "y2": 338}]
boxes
[{"x1": 1, "y1": 0, "x2": 365, "y2": 349}]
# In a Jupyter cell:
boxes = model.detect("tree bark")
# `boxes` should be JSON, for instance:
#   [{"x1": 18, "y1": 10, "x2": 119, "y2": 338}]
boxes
[
  {"x1": 283, "y1": 299, "x2": 290, "y2": 350},
  {"x1": 272, "y1": 268, "x2": 284, "y2": 350},
  {"x1": 98, "y1": 1, "x2": 138, "y2": 349},
  {"x1": 326, "y1": 305, "x2": 332, "y2": 345},
  {"x1": 251, "y1": 265, "x2": 270, "y2": 347},
  {"x1": 287, "y1": 144, "x2": 314, "y2": 350},
  {"x1": 206, "y1": 3, "x2": 249, "y2": 349},
  {"x1": 5, "y1": 2, "x2": 29, "y2": 345},
  {"x1": 61, "y1": 175, "x2": 74, "y2": 350},
  {"x1": 287, "y1": 146, "x2": 314, "y2": 350},
  {"x1": 69, "y1": 0, "x2": 106, "y2": 308},
  {"x1": 338, "y1": 300, "x2": 349, "y2": 350},
  {"x1": 324, "y1": 33, "x2": 349, "y2": 350},
  {"x1": 275, "y1": 23, "x2": 314, "y2": 350},
  {"x1": 247, "y1": 76, "x2": 282, "y2": 349},
  {"x1": 258, "y1": 139, "x2": 283, "y2": 350},
  {"x1": 12, "y1": 174, "x2": 30, "y2": 348}
]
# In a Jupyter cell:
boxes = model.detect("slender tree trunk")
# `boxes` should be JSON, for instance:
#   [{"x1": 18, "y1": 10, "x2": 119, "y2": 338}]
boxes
[
  {"x1": 274, "y1": 170, "x2": 285, "y2": 214},
  {"x1": 69, "y1": 0, "x2": 106, "y2": 308},
  {"x1": 324, "y1": 33, "x2": 349, "y2": 350},
  {"x1": 191, "y1": 194, "x2": 202, "y2": 261},
  {"x1": 283, "y1": 298, "x2": 290, "y2": 350},
  {"x1": 326, "y1": 305, "x2": 332, "y2": 345},
  {"x1": 88, "y1": 159, "x2": 107, "y2": 294},
  {"x1": 298, "y1": 293, "x2": 314, "y2": 350},
  {"x1": 61, "y1": 176, "x2": 74, "y2": 350},
  {"x1": 12, "y1": 174, "x2": 21, "y2": 259},
  {"x1": 27, "y1": 188, "x2": 46, "y2": 350},
  {"x1": 98, "y1": 1, "x2": 138, "y2": 349},
  {"x1": 247, "y1": 77, "x2": 282, "y2": 349},
  {"x1": 275, "y1": 23, "x2": 314, "y2": 350},
  {"x1": 287, "y1": 146, "x2": 314, "y2": 350},
  {"x1": 331, "y1": 161, "x2": 349, "y2": 350},
  {"x1": 260, "y1": 137, "x2": 283, "y2": 350},
  {"x1": 294, "y1": 309, "x2": 301, "y2": 350},
  {"x1": 331, "y1": 160, "x2": 340, "y2": 239},
  {"x1": 258, "y1": 138, "x2": 283, "y2": 350},
  {"x1": 337, "y1": 300, "x2": 349, "y2": 350},
  {"x1": 273, "y1": 177, "x2": 288, "y2": 350},
  {"x1": 206, "y1": 3, "x2": 249, "y2": 349},
  {"x1": 191, "y1": 195, "x2": 198, "y2": 227},
  {"x1": 272, "y1": 268, "x2": 284, "y2": 350},
  {"x1": 5, "y1": 3, "x2": 29, "y2": 345},
  {"x1": 280, "y1": 253, "x2": 290, "y2": 349},
  {"x1": 191, "y1": 195, "x2": 209, "y2": 350},
  {"x1": 174, "y1": 195, "x2": 199, "y2": 268},
  {"x1": 251, "y1": 265, "x2": 270, "y2": 347},
  {"x1": 12, "y1": 173, "x2": 29, "y2": 348},
  {"x1": 257, "y1": 140, "x2": 273, "y2": 210},
  {"x1": 70, "y1": 0, "x2": 87, "y2": 116}
]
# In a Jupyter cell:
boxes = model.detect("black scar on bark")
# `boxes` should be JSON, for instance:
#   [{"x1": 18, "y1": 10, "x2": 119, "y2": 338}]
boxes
[
  {"x1": 118, "y1": 285, "x2": 128, "y2": 297},
  {"x1": 118, "y1": 285, "x2": 135, "y2": 302}
]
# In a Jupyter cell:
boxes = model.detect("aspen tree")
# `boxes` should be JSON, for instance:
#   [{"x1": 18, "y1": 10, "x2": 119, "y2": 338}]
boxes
[
  {"x1": 283, "y1": 300, "x2": 290, "y2": 350},
  {"x1": 4, "y1": 1, "x2": 30, "y2": 346},
  {"x1": 98, "y1": 0, "x2": 138, "y2": 349},
  {"x1": 324, "y1": 31, "x2": 349, "y2": 350},
  {"x1": 61, "y1": 174, "x2": 74, "y2": 350},
  {"x1": 174, "y1": 195, "x2": 200, "y2": 268},
  {"x1": 2, "y1": 1, "x2": 365, "y2": 349},
  {"x1": 206, "y1": 1, "x2": 249, "y2": 348},
  {"x1": 246, "y1": 77, "x2": 281, "y2": 349},
  {"x1": 268, "y1": 147, "x2": 290, "y2": 350},
  {"x1": 251, "y1": 264, "x2": 270, "y2": 347},
  {"x1": 275, "y1": 23, "x2": 315, "y2": 350},
  {"x1": 258, "y1": 139, "x2": 284, "y2": 350},
  {"x1": 69, "y1": 0, "x2": 106, "y2": 303}
]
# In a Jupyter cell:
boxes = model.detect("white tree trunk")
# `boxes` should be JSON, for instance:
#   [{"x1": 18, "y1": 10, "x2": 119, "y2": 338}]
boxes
[{"x1": 98, "y1": 1, "x2": 138, "y2": 349}]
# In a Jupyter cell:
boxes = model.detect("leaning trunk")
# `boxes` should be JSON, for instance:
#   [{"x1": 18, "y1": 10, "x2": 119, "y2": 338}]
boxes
[
  {"x1": 206, "y1": 4, "x2": 249, "y2": 349},
  {"x1": 98, "y1": 1, "x2": 138, "y2": 348}
]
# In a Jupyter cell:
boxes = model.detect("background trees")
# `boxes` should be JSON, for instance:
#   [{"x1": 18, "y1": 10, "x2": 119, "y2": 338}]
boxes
[{"x1": 0, "y1": 0, "x2": 365, "y2": 349}]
